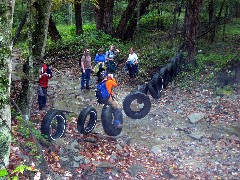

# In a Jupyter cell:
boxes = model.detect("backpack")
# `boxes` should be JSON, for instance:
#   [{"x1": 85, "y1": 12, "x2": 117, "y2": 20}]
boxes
[
  {"x1": 95, "y1": 80, "x2": 110, "y2": 104},
  {"x1": 107, "y1": 50, "x2": 115, "y2": 58}
]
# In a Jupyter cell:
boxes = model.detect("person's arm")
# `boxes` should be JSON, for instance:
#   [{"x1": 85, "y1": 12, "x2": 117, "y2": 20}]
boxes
[
  {"x1": 81, "y1": 56, "x2": 85, "y2": 73},
  {"x1": 47, "y1": 67, "x2": 52, "y2": 79},
  {"x1": 134, "y1": 53, "x2": 138, "y2": 64},
  {"x1": 95, "y1": 54, "x2": 99, "y2": 63}
]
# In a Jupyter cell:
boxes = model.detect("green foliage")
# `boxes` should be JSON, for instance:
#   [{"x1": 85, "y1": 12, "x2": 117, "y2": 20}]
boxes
[
  {"x1": 196, "y1": 52, "x2": 234, "y2": 68},
  {"x1": 13, "y1": 115, "x2": 43, "y2": 157},
  {"x1": 216, "y1": 85, "x2": 234, "y2": 96},
  {"x1": 140, "y1": 11, "x2": 173, "y2": 30},
  {"x1": 0, "y1": 169, "x2": 8, "y2": 177}
]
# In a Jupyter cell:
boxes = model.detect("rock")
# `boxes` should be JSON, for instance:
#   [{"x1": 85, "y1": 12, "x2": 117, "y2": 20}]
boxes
[
  {"x1": 116, "y1": 144, "x2": 123, "y2": 151},
  {"x1": 127, "y1": 164, "x2": 147, "y2": 177},
  {"x1": 98, "y1": 161, "x2": 115, "y2": 168},
  {"x1": 73, "y1": 161, "x2": 80, "y2": 168},
  {"x1": 188, "y1": 132, "x2": 205, "y2": 140},
  {"x1": 188, "y1": 112, "x2": 206, "y2": 123},
  {"x1": 74, "y1": 155, "x2": 85, "y2": 162},
  {"x1": 151, "y1": 145, "x2": 162, "y2": 154}
]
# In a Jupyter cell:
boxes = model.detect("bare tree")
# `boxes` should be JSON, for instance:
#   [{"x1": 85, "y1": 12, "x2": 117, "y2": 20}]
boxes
[
  {"x1": 0, "y1": 0, "x2": 15, "y2": 168},
  {"x1": 94, "y1": 0, "x2": 114, "y2": 35},
  {"x1": 183, "y1": 0, "x2": 203, "y2": 63},
  {"x1": 32, "y1": 0, "x2": 52, "y2": 63},
  {"x1": 75, "y1": 0, "x2": 83, "y2": 35}
]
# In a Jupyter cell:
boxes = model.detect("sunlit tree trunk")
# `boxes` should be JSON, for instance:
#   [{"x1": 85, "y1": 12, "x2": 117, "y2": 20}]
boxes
[
  {"x1": 32, "y1": 0, "x2": 52, "y2": 63},
  {"x1": 0, "y1": 0, "x2": 15, "y2": 169}
]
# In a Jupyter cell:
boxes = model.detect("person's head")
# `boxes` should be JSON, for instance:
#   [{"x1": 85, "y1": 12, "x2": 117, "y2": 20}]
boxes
[
  {"x1": 84, "y1": 48, "x2": 90, "y2": 55},
  {"x1": 130, "y1": 47, "x2": 134, "y2": 54},
  {"x1": 109, "y1": 45, "x2": 115, "y2": 51},
  {"x1": 98, "y1": 48, "x2": 103, "y2": 54},
  {"x1": 99, "y1": 70, "x2": 107, "y2": 81}
]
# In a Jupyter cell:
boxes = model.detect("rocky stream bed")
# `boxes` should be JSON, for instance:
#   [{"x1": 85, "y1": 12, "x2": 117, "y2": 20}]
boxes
[{"x1": 10, "y1": 51, "x2": 240, "y2": 179}]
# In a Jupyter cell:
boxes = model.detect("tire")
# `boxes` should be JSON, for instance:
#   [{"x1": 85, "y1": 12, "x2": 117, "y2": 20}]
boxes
[
  {"x1": 101, "y1": 105, "x2": 123, "y2": 136},
  {"x1": 159, "y1": 66, "x2": 170, "y2": 89},
  {"x1": 41, "y1": 109, "x2": 66, "y2": 141},
  {"x1": 176, "y1": 53, "x2": 183, "y2": 73},
  {"x1": 123, "y1": 91, "x2": 151, "y2": 119},
  {"x1": 151, "y1": 73, "x2": 163, "y2": 92},
  {"x1": 138, "y1": 83, "x2": 149, "y2": 95},
  {"x1": 77, "y1": 106, "x2": 97, "y2": 134},
  {"x1": 170, "y1": 58, "x2": 178, "y2": 78},
  {"x1": 147, "y1": 81, "x2": 161, "y2": 99},
  {"x1": 166, "y1": 63, "x2": 175, "y2": 82}
]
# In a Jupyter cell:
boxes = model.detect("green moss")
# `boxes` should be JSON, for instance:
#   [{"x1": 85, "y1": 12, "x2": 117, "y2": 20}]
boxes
[{"x1": 0, "y1": 133, "x2": 10, "y2": 159}]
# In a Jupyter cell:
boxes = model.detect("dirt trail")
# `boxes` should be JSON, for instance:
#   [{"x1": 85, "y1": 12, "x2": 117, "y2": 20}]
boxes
[{"x1": 11, "y1": 53, "x2": 240, "y2": 179}]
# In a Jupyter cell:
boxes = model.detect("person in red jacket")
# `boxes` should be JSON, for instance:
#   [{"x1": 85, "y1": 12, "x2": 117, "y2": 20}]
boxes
[{"x1": 38, "y1": 62, "x2": 52, "y2": 110}]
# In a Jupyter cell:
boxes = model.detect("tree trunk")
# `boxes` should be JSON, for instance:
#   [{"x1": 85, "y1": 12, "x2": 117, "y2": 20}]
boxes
[
  {"x1": 102, "y1": 0, "x2": 114, "y2": 34},
  {"x1": 94, "y1": 0, "x2": 114, "y2": 35},
  {"x1": 0, "y1": 0, "x2": 15, "y2": 169},
  {"x1": 121, "y1": 0, "x2": 151, "y2": 41},
  {"x1": 115, "y1": 0, "x2": 138, "y2": 39},
  {"x1": 32, "y1": 0, "x2": 52, "y2": 63},
  {"x1": 48, "y1": 15, "x2": 61, "y2": 41},
  {"x1": 94, "y1": 0, "x2": 105, "y2": 30},
  {"x1": 13, "y1": 12, "x2": 27, "y2": 45},
  {"x1": 208, "y1": 0, "x2": 215, "y2": 43},
  {"x1": 68, "y1": 3, "x2": 73, "y2": 25},
  {"x1": 183, "y1": 0, "x2": 203, "y2": 63},
  {"x1": 74, "y1": 0, "x2": 83, "y2": 35}
]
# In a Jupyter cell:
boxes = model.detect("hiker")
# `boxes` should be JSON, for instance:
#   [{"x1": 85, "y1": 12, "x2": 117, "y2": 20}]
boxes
[
  {"x1": 97, "y1": 71, "x2": 123, "y2": 128},
  {"x1": 105, "y1": 45, "x2": 120, "y2": 73},
  {"x1": 125, "y1": 47, "x2": 138, "y2": 81},
  {"x1": 38, "y1": 61, "x2": 52, "y2": 110},
  {"x1": 80, "y1": 48, "x2": 92, "y2": 90},
  {"x1": 94, "y1": 48, "x2": 106, "y2": 82}
]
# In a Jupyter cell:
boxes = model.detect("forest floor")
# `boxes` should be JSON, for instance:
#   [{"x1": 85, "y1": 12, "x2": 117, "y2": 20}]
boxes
[{"x1": 10, "y1": 50, "x2": 240, "y2": 179}]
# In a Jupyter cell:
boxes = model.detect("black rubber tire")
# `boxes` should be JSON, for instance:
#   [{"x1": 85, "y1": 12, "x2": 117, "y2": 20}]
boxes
[
  {"x1": 175, "y1": 53, "x2": 183, "y2": 73},
  {"x1": 170, "y1": 57, "x2": 178, "y2": 78},
  {"x1": 159, "y1": 66, "x2": 170, "y2": 89},
  {"x1": 147, "y1": 81, "x2": 161, "y2": 99},
  {"x1": 166, "y1": 63, "x2": 175, "y2": 82},
  {"x1": 101, "y1": 105, "x2": 123, "y2": 136},
  {"x1": 138, "y1": 83, "x2": 149, "y2": 95},
  {"x1": 151, "y1": 73, "x2": 163, "y2": 92},
  {"x1": 123, "y1": 90, "x2": 151, "y2": 119},
  {"x1": 41, "y1": 109, "x2": 66, "y2": 141},
  {"x1": 77, "y1": 106, "x2": 97, "y2": 134}
]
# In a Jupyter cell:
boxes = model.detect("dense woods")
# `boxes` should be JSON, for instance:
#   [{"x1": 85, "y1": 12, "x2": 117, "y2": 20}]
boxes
[{"x1": 0, "y1": 0, "x2": 239, "y2": 179}]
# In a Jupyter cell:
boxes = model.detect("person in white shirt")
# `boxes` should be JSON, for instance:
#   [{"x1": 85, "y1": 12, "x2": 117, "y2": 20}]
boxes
[{"x1": 125, "y1": 47, "x2": 138, "y2": 80}]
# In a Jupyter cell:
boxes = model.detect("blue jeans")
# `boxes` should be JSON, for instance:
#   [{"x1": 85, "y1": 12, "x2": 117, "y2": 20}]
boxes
[
  {"x1": 81, "y1": 69, "x2": 91, "y2": 89},
  {"x1": 38, "y1": 87, "x2": 47, "y2": 109}
]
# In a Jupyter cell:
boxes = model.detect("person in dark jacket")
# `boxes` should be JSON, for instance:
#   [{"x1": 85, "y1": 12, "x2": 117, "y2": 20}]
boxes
[{"x1": 38, "y1": 62, "x2": 52, "y2": 110}]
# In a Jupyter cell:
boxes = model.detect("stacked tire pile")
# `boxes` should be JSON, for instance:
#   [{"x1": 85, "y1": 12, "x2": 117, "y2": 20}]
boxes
[
  {"x1": 40, "y1": 53, "x2": 183, "y2": 141},
  {"x1": 122, "y1": 52, "x2": 183, "y2": 119}
]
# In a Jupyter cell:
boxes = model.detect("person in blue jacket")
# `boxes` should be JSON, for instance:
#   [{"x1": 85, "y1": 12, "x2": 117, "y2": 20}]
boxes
[{"x1": 94, "y1": 48, "x2": 106, "y2": 82}]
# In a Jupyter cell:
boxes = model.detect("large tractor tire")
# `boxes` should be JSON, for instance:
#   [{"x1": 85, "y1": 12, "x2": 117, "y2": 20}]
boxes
[
  {"x1": 123, "y1": 91, "x2": 151, "y2": 119},
  {"x1": 77, "y1": 106, "x2": 97, "y2": 134},
  {"x1": 101, "y1": 105, "x2": 123, "y2": 136},
  {"x1": 41, "y1": 109, "x2": 66, "y2": 141}
]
